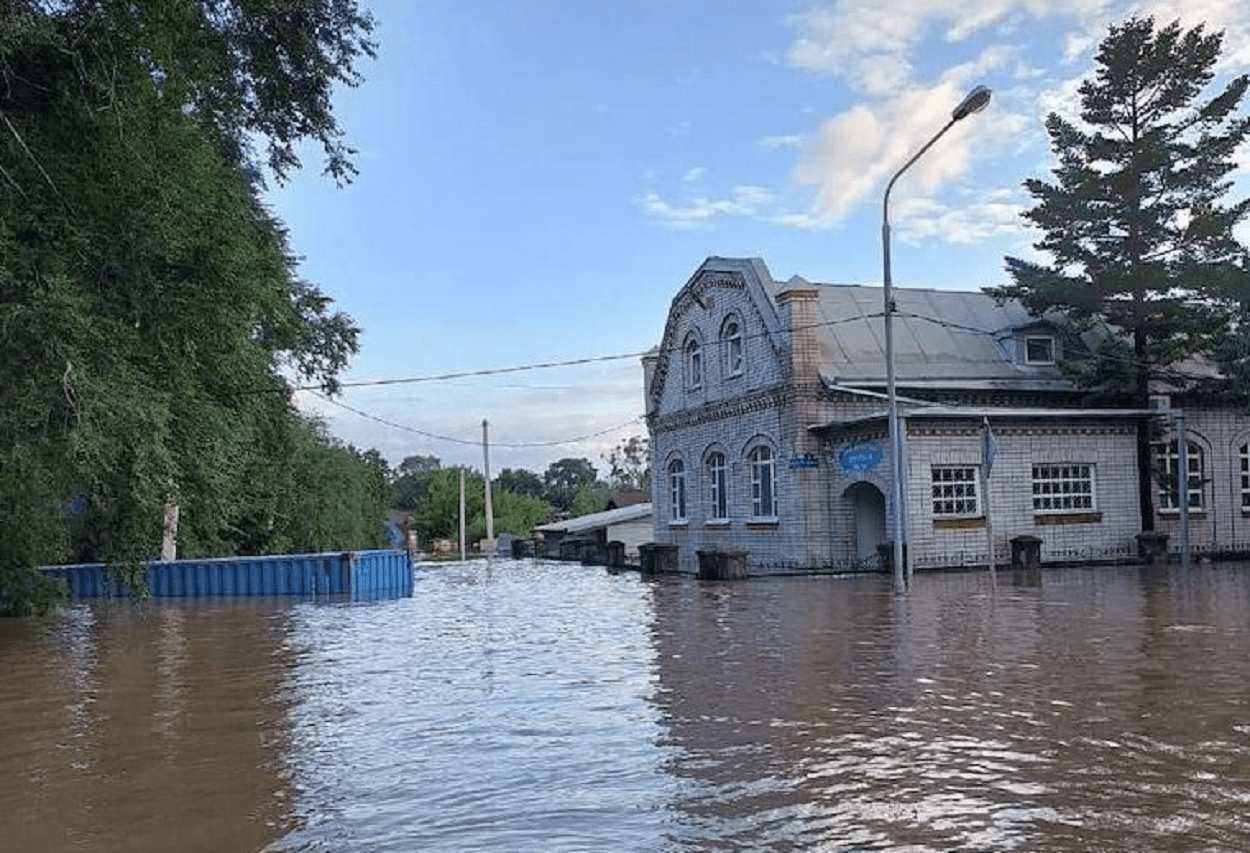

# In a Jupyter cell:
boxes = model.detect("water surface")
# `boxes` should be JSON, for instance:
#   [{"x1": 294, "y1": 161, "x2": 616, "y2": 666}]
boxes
[{"x1": 3, "y1": 560, "x2": 1249, "y2": 851}]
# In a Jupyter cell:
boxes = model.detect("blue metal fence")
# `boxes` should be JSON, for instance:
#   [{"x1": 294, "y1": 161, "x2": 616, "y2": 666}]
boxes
[{"x1": 43, "y1": 550, "x2": 413, "y2": 599}]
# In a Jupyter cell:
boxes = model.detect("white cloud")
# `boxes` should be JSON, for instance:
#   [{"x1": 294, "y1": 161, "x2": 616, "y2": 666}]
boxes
[
  {"x1": 761, "y1": 134, "x2": 805, "y2": 149},
  {"x1": 791, "y1": 78, "x2": 1015, "y2": 227},
  {"x1": 785, "y1": 0, "x2": 1118, "y2": 92},
  {"x1": 682, "y1": 167, "x2": 706, "y2": 183},
  {"x1": 641, "y1": 185, "x2": 775, "y2": 230}
]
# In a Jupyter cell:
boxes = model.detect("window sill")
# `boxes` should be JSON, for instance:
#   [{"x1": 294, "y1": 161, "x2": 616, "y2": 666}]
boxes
[
  {"x1": 746, "y1": 519, "x2": 779, "y2": 530},
  {"x1": 668, "y1": 520, "x2": 689, "y2": 528},
  {"x1": 1159, "y1": 510, "x2": 1207, "y2": 519},
  {"x1": 933, "y1": 516, "x2": 986, "y2": 530},
  {"x1": 1035, "y1": 511, "x2": 1102, "y2": 525},
  {"x1": 704, "y1": 519, "x2": 731, "y2": 529}
]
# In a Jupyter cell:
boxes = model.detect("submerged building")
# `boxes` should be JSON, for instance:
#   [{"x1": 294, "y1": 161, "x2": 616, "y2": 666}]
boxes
[{"x1": 644, "y1": 257, "x2": 1250, "y2": 575}]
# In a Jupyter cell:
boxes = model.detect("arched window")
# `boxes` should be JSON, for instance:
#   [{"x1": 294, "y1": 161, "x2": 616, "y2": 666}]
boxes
[
  {"x1": 668, "y1": 459, "x2": 687, "y2": 522},
  {"x1": 1156, "y1": 439, "x2": 1204, "y2": 510},
  {"x1": 748, "y1": 445, "x2": 775, "y2": 518},
  {"x1": 722, "y1": 315, "x2": 743, "y2": 378},
  {"x1": 706, "y1": 451, "x2": 728, "y2": 521},
  {"x1": 684, "y1": 335, "x2": 703, "y2": 390}
]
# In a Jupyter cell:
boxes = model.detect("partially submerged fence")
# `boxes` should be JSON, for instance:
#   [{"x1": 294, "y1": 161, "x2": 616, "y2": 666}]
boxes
[{"x1": 43, "y1": 550, "x2": 413, "y2": 600}]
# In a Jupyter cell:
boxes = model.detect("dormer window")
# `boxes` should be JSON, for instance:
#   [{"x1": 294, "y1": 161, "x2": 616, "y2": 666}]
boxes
[{"x1": 1025, "y1": 335, "x2": 1055, "y2": 365}]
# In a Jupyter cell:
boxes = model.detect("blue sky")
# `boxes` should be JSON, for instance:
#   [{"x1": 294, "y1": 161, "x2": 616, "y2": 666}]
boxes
[{"x1": 266, "y1": 0, "x2": 1250, "y2": 477}]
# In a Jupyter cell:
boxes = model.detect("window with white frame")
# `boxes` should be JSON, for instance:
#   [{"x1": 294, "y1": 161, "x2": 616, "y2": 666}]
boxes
[
  {"x1": 707, "y1": 452, "x2": 728, "y2": 521},
  {"x1": 748, "y1": 445, "x2": 775, "y2": 519},
  {"x1": 1032, "y1": 464, "x2": 1095, "y2": 512},
  {"x1": 1025, "y1": 335, "x2": 1055, "y2": 364},
  {"x1": 669, "y1": 459, "x2": 687, "y2": 522},
  {"x1": 722, "y1": 316, "x2": 743, "y2": 378},
  {"x1": 1155, "y1": 439, "x2": 1204, "y2": 510},
  {"x1": 1240, "y1": 443, "x2": 1250, "y2": 509},
  {"x1": 931, "y1": 465, "x2": 979, "y2": 516},
  {"x1": 684, "y1": 335, "x2": 703, "y2": 390}
]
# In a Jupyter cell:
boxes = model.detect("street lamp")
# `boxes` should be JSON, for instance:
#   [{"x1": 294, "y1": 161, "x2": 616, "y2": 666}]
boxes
[{"x1": 881, "y1": 84, "x2": 991, "y2": 591}]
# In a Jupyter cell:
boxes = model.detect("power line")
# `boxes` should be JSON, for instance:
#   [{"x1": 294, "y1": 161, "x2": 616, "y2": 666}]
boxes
[{"x1": 306, "y1": 390, "x2": 643, "y2": 449}]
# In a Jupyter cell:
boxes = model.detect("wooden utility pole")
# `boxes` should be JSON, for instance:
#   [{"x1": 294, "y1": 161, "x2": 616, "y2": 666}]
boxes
[
  {"x1": 459, "y1": 468, "x2": 466, "y2": 561},
  {"x1": 482, "y1": 419, "x2": 495, "y2": 552}
]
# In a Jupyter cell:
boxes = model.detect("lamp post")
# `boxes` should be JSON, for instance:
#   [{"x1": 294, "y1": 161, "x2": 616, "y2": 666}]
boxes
[{"x1": 882, "y1": 84, "x2": 991, "y2": 591}]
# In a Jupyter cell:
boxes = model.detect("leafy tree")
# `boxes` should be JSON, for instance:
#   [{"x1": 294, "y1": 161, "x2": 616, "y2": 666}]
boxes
[
  {"x1": 495, "y1": 467, "x2": 545, "y2": 499},
  {"x1": 570, "y1": 481, "x2": 612, "y2": 518},
  {"x1": 543, "y1": 457, "x2": 599, "y2": 511},
  {"x1": 467, "y1": 489, "x2": 552, "y2": 544},
  {"x1": 603, "y1": 435, "x2": 651, "y2": 491},
  {"x1": 392, "y1": 455, "x2": 441, "y2": 510},
  {"x1": 409, "y1": 468, "x2": 555, "y2": 551},
  {"x1": 0, "y1": 0, "x2": 377, "y2": 613},
  {"x1": 986, "y1": 16, "x2": 1250, "y2": 528},
  {"x1": 411, "y1": 469, "x2": 482, "y2": 548}
]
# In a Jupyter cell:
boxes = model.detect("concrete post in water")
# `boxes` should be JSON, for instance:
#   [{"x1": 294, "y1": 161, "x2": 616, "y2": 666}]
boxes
[
  {"x1": 639, "y1": 543, "x2": 678, "y2": 574},
  {"x1": 697, "y1": 549, "x2": 748, "y2": 580}
]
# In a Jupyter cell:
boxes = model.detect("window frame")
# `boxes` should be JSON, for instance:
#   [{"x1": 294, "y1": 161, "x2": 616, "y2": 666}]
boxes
[
  {"x1": 1156, "y1": 439, "x2": 1204, "y2": 511},
  {"x1": 706, "y1": 451, "x2": 729, "y2": 522},
  {"x1": 1024, "y1": 335, "x2": 1055, "y2": 365},
  {"x1": 748, "y1": 445, "x2": 776, "y2": 520},
  {"x1": 668, "y1": 459, "x2": 687, "y2": 523},
  {"x1": 1031, "y1": 463, "x2": 1096, "y2": 513},
  {"x1": 721, "y1": 315, "x2": 744, "y2": 379},
  {"x1": 1240, "y1": 443, "x2": 1250, "y2": 509},
  {"x1": 684, "y1": 334, "x2": 703, "y2": 390},
  {"x1": 931, "y1": 465, "x2": 980, "y2": 517}
]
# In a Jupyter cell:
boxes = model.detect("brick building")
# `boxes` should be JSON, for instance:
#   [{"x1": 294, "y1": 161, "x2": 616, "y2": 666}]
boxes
[{"x1": 644, "y1": 257, "x2": 1250, "y2": 575}]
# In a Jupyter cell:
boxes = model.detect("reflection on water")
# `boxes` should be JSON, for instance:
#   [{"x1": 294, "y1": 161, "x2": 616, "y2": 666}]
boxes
[
  {"x1": 3, "y1": 561, "x2": 1250, "y2": 851},
  {"x1": 1, "y1": 599, "x2": 297, "y2": 853}
]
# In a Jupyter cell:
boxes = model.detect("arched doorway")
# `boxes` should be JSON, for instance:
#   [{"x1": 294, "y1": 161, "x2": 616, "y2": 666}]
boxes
[{"x1": 845, "y1": 481, "x2": 887, "y2": 562}]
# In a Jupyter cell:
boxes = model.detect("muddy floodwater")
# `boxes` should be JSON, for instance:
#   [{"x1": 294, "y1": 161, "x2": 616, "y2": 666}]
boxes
[{"x1": 3, "y1": 559, "x2": 1250, "y2": 851}]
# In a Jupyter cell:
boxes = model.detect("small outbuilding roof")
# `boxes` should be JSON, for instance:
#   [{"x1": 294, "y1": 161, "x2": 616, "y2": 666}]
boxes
[{"x1": 535, "y1": 503, "x2": 653, "y2": 535}]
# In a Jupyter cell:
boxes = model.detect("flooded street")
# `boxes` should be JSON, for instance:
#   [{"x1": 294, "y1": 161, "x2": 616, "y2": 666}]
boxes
[{"x1": 3, "y1": 560, "x2": 1250, "y2": 851}]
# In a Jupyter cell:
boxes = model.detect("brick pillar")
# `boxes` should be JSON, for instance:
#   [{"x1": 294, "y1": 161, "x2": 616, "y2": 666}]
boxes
[{"x1": 775, "y1": 287, "x2": 829, "y2": 567}]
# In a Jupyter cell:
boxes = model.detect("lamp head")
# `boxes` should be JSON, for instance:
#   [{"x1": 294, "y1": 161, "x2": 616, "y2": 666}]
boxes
[{"x1": 952, "y1": 85, "x2": 992, "y2": 121}]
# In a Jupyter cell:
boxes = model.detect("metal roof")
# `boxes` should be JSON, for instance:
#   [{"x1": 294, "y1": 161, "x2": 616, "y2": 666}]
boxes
[
  {"x1": 774, "y1": 277, "x2": 1077, "y2": 388},
  {"x1": 534, "y1": 503, "x2": 653, "y2": 535}
]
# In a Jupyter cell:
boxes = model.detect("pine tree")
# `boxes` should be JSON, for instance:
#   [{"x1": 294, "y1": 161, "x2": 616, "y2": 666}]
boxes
[{"x1": 987, "y1": 16, "x2": 1250, "y2": 529}]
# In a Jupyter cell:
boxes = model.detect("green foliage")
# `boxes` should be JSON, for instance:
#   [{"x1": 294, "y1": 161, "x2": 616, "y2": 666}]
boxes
[
  {"x1": 495, "y1": 467, "x2": 545, "y2": 499},
  {"x1": 570, "y1": 481, "x2": 612, "y2": 518},
  {"x1": 542, "y1": 457, "x2": 600, "y2": 511},
  {"x1": 410, "y1": 469, "x2": 481, "y2": 548},
  {"x1": 392, "y1": 454, "x2": 441, "y2": 510},
  {"x1": 0, "y1": 0, "x2": 379, "y2": 613},
  {"x1": 408, "y1": 467, "x2": 554, "y2": 550},
  {"x1": 985, "y1": 16, "x2": 1250, "y2": 527}
]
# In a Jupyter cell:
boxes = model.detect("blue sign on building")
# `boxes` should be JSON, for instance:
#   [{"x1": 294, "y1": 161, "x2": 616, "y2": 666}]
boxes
[
  {"x1": 838, "y1": 441, "x2": 882, "y2": 472},
  {"x1": 788, "y1": 453, "x2": 820, "y2": 470}
]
